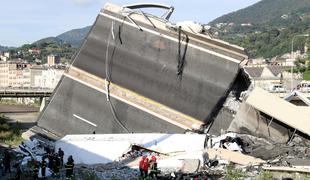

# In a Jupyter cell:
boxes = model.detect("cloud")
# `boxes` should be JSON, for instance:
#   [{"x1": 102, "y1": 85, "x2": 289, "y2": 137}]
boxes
[{"x1": 70, "y1": 0, "x2": 97, "y2": 6}]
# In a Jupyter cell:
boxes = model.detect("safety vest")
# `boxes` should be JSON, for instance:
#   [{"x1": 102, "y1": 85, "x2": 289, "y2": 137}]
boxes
[
  {"x1": 150, "y1": 162, "x2": 158, "y2": 172},
  {"x1": 41, "y1": 161, "x2": 46, "y2": 169},
  {"x1": 65, "y1": 163, "x2": 74, "y2": 170}
]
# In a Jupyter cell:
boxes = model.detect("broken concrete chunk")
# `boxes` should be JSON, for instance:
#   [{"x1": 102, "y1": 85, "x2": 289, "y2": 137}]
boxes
[
  {"x1": 181, "y1": 159, "x2": 201, "y2": 173},
  {"x1": 205, "y1": 148, "x2": 265, "y2": 166}
]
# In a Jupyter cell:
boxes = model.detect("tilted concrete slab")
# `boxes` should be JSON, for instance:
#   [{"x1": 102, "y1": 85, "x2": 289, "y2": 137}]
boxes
[
  {"x1": 246, "y1": 87, "x2": 310, "y2": 136},
  {"x1": 38, "y1": 3, "x2": 247, "y2": 136},
  {"x1": 228, "y1": 102, "x2": 289, "y2": 143}
]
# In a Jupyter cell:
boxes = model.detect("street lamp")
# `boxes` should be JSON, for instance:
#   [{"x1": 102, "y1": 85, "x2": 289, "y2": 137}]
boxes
[{"x1": 290, "y1": 34, "x2": 309, "y2": 91}]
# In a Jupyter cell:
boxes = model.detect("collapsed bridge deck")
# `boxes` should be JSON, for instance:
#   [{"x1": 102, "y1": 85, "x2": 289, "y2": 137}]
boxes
[{"x1": 38, "y1": 3, "x2": 247, "y2": 137}]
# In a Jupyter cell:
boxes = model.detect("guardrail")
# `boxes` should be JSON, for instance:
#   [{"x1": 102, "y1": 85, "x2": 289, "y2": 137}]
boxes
[{"x1": 0, "y1": 87, "x2": 53, "y2": 97}]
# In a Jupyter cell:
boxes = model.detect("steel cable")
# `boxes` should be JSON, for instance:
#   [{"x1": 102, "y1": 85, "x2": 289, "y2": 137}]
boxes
[{"x1": 105, "y1": 21, "x2": 130, "y2": 133}]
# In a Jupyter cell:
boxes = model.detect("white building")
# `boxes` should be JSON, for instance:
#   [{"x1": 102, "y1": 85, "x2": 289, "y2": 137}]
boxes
[
  {"x1": 4, "y1": 52, "x2": 10, "y2": 58},
  {"x1": 283, "y1": 58, "x2": 295, "y2": 66},
  {"x1": 33, "y1": 68, "x2": 64, "y2": 89},
  {"x1": 0, "y1": 55, "x2": 8, "y2": 61}
]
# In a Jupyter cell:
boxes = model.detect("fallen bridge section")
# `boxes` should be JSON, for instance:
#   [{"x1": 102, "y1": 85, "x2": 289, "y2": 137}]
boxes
[
  {"x1": 37, "y1": 3, "x2": 247, "y2": 136},
  {"x1": 37, "y1": 75, "x2": 186, "y2": 136},
  {"x1": 246, "y1": 87, "x2": 310, "y2": 137}
]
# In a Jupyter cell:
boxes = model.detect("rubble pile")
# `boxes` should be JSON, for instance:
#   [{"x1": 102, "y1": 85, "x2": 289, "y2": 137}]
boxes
[
  {"x1": 5, "y1": 131, "x2": 310, "y2": 179},
  {"x1": 60, "y1": 133, "x2": 309, "y2": 178},
  {"x1": 118, "y1": 145, "x2": 161, "y2": 163},
  {"x1": 223, "y1": 92, "x2": 242, "y2": 113},
  {"x1": 12, "y1": 139, "x2": 53, "y2": 178},
  {"x1": 264, "y1": 143, "x2": 310, "y2": 166},
  {"x1": 202, "y1": 133, "x2": 310, "y2": 178},
  {"x1": 76, "y1": 163, "x2": 139, "y2": 180}
]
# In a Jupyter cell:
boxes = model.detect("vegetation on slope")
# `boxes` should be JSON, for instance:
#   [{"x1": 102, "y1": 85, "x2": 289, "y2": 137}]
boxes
[
  {"x1": 6, "y1": 26, "x2": 91, "y2": 63},
  {"x1": 222, "y1": 27, "x2": 310, "y2": 58},
  {"x1": 211, "y1": 0, "x2": 310, "y2": 25},
  {"x1": 9, "y1": 40, "x2": 78, "y2": 63},
  {"x1": 0, "y1": 114, "x2": 23, "y2": 146},
  {"x1": 0, "y1": 45, "x2": 9, "y2": 52},
  {"x1": 57, "y1": 26, "x2": 91, "y2": 47},
  {"x1": 210, "y1": 0, "x2": 310, "y2": 59},
  {"x1": 304, "y1": 71, "x2": 310, "y2": 80}
]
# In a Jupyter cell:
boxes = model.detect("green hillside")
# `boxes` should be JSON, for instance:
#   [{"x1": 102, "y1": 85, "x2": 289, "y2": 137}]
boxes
[
  {"x1": 211, "y1": 0, "x2": 310, "y2": 25},
  {"x1": 0, "y1": 45, "x2": 10, "y2": 52},
  {"x1": 210, "y1": 0, "x2": 310, "y2": 58},
  {"x1": 6, "y1": 26, "x2": 92, "y2": 63},
  {"x1": 57, "y1": 26, "x2": 91, "y2": 47},
  {"x1": 7, "y1": 39, "x2": 77, "y2": 63},
  {"x1": 33, "y1": 37, "x2": 64, "y2": 46}
]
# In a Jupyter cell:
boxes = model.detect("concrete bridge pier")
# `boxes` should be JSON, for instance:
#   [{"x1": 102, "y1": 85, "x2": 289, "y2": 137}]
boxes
[{"x1": 39, "y1": 97, "x2": 48, "y2": 112}]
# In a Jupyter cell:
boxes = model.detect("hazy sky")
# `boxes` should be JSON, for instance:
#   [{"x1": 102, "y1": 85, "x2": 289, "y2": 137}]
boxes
[{"x1": 0, "y1": 0, "x2": 260, "y2": 47}]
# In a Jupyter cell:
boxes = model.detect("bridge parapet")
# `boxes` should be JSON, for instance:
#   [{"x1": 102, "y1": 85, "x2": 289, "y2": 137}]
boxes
[{"x1": 0, "y1": 88, "x2": 53, "y2": 97}]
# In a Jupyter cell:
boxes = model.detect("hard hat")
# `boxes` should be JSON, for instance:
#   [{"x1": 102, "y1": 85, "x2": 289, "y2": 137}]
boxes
[{"x1": 151, "y1": 156, "x2": 156, "y2": 162}]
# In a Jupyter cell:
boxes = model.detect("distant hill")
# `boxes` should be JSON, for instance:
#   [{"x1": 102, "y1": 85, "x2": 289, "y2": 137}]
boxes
[
  {"x1": 57, "y1": 26, "x2": 91, "y2": 47},
  {"x1": 0, "y1": 45, "x2": 10, "y2": 52},
  {"x1": 210, "y1": 0, "x2": 310, "y2": 58},
  {"x1": 26, "y1": 26, "x2": 91, "y2": 63},
  {"x1": 33, "y1": 37, "x2": 64, "y2": 46},
  {"x1": 211, "y1": 0, "x2": 310, "y2": 25},
  {"x1": 33, "y1": 26, "x2": 91, "y2": 48}
]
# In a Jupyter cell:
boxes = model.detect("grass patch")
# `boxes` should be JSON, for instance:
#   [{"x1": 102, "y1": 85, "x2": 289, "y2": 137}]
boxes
[
  {"x1": 0, "y1": 115, "x2": 23, "y2": 146},
  {"x1": 259, "y1": 171, "x2": 273, "y2": 180},
  {"x1": 225, "y1": 164, "x2": 245, "y2": 180},
  {"x1": 304, "y1": 70, "x2": 310, "y2": 80}
]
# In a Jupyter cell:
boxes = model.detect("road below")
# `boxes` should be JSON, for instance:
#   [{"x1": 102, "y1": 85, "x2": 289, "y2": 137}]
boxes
[
  {"x1": 0, "y1": 104, "x2": 39, "y2": 113},
  {"x1": 0, "y1": 104, "x2": 39, "y2": 130}
]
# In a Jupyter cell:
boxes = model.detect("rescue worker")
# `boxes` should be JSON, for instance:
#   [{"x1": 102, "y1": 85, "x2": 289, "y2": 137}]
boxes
[
  {"x1": 65, "y1": 155, "x2": 74, "y2": 179},
  {"x1": 47, "y1": 152, "x2": 53, "y2": 170},
  {"x1": 14, "y1": 162, "x2": 22, "y2": 180},
  {"x1": 149, "y1": 156, "x2": 158, "y2": 179},
  {"x1": 142, "y1": 157, "x2": 149, "y2": 178},
  {"x1": 139, "y1": 156, "x2": 146, "y2": 177},
  {"x1": 3, "y1": 149, "x2": 11, "y2": 175},
  {"x1": 41, "y1": 158, "x2": 47, "y2": 179},
  {"x1": 53, "y1": 154, "x2": 61, "y2": 177},
  {"x1": 33, "y1": 160, "x2": 39, "y2": 180},
  {"x1": 58, "y1": 148, "x2": 64, "y2": 167}
]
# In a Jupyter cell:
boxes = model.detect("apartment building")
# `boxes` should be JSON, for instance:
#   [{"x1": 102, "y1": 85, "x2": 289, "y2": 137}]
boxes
[
  {"x1": 47, "y1": 54, "x2": 61, "y2": 66},
  {"x1": 0, "y1": 61, "x2": 30, "y2": 87},
  {"x1": 0, "y1": 61, "x2": 64, "y2": 89}
]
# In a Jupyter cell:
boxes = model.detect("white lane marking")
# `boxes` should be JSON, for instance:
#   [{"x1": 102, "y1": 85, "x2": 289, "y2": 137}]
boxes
[
  {"x1": 73, "y1": 114, "x2": 97, "y2": 127},
  {"x1": 99, "y1": 12, "x2": 241, "y2": 64}
]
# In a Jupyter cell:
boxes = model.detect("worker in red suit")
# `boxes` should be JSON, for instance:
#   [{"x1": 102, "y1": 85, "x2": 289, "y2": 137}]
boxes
[
  {"x1": 142, "y1": 157, "x2": 149, "y2": 178},
  {"x1": 139, "y1": 156, "x2": 146, "y2": 177}
]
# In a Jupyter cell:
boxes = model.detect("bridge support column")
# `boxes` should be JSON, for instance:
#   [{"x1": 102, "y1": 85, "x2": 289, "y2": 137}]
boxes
[{"x1": 39, "y1": 97, "x2": 47, "y2": 112}]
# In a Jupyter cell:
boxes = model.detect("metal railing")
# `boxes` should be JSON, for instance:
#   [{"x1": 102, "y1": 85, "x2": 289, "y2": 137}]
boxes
[{"x1": 0, "y1": 87, "x2": 53, "y2": 97}]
